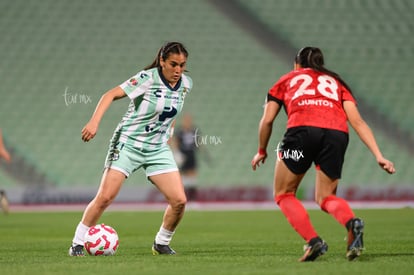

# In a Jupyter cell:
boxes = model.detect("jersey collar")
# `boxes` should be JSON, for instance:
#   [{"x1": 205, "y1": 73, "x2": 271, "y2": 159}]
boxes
[{"x1": 158, "y1": 67, "x2": 182, "y2": 91}]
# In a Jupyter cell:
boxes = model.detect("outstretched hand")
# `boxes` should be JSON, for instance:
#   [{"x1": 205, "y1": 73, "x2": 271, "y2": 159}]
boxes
[
  {"x1": 251, "y1": 153, "x2": 267, "y2": 171},
  {"x1": 81, "y1": 121, "x2": 99, "y2": 142},
  {"x1": 377, "y1": 157, "x2": 396, "y2": 174}
]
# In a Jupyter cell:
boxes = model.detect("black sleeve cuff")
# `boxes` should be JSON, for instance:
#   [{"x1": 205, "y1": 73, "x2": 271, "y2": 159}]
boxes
[{"x1": 267, "y1": 94, "x2": 283, "y2": 106}]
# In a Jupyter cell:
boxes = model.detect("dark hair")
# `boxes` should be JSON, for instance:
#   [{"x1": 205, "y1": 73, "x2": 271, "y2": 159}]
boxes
[
  {"x1": 295, "y1": 47, "x2": 353, "y2": 93},
  {"x1": 144, "y1": 42, "x2": 189, "y2": 70}
]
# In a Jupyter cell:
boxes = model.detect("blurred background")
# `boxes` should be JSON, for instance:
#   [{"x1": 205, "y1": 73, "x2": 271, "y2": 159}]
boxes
[{"x1": 0, "y1": 0, "x2": 413, "y2": 205}]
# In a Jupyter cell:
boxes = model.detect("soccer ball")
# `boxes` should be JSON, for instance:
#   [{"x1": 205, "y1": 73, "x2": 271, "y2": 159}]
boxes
[{"x1": 84, "y1": 224, "x2": 119, "y2": 256}]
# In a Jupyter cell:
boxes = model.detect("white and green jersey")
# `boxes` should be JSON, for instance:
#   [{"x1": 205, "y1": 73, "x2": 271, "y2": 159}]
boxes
[{"x1": 115, "y1": 67, "x2": 192, "y2": 151}]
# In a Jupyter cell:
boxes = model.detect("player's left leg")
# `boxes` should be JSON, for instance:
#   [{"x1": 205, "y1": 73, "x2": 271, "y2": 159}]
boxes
[
  {"x1": 274, "y1": 160, "x2": 328, "y2": 261},
  {"x1": 274, "y1": 160, "x2": 318, "y2": 242},
  {"x1": 150, "y1": 171, "x2": 186, "y2": 255}
]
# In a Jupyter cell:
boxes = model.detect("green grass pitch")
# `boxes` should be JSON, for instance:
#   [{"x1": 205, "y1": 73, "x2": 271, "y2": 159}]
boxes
[{"x1": 0, "y1": 208, "x2": 413, "y2": 275}]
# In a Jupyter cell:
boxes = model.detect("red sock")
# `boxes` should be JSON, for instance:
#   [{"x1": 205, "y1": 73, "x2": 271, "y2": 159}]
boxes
[
  {"x1": 320, "y1": 195, "x2": 354, "y2": 227},
  {"x1": 275, "y1": 193, "x2": 318, "y2": 243}
]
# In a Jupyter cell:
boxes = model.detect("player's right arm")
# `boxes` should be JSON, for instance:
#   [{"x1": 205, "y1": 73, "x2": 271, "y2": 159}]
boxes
[
  {"x1": 343, "y1": 100, "x2": 395, "y2": 174},
  {"x1": 81, "y1": 86, "x2": 127, "y2": 142}
]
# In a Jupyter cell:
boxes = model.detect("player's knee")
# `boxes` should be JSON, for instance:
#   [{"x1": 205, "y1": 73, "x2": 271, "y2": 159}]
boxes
[
  {"x1": 170, "y1": 196, "x2": 187, "y2": 212},
  {"x1": 95, "y1": 193, "x2": 116, "y2": 208}
]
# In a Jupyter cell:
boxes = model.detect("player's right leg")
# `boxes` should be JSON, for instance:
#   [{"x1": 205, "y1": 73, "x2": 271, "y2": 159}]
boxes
[
  {"x1": 69, "y1": 168, "x2": 126, "y2": 256},
  {"x1": 346, "y1": 217, "x2": 364, "y2": 261},
  {"x1": 316, "y1": 169, "x2": 364, "y2": 260}
]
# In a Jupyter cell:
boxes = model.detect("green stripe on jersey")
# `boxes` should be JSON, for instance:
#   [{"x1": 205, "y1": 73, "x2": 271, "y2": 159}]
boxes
[{"x1": 116, "y1": 67, "x2": 192, "y2": 151}]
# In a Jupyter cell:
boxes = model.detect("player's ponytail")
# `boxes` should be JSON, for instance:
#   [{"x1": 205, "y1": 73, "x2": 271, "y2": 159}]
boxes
[
  {"x1": 144, "y1": 42, "x2": 189, "y2": 70},
  {"x1": 295, "y1": 46, "x2": 353, "y2": 94}
]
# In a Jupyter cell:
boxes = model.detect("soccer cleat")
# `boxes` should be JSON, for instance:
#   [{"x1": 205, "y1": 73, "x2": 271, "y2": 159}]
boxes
[
  {"x1": 152, "y1": 241, "x2": 176, "y2": 255},
  {"x1": 299, "y1": 237, "x2": 328, "y2": 262},
  {"x1": 68, "y1": 244, "x2": 85, "y2": 257},
  {"x1": 346, "y1": 218, "x2": 364, "y2": 261}
]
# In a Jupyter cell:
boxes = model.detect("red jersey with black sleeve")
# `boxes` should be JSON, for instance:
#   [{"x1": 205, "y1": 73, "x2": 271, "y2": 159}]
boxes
[{"x1": 267, "y1": 68, "x2": 356, "y2": 133}]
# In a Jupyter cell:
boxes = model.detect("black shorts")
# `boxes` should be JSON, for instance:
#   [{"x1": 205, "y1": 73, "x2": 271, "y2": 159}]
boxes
[
  {"x1": 277, "y1": 126, "x2": 349, "y2": 179},
  {"x1": 180, "y1": 151, "x2": 197, "y2": 172}
]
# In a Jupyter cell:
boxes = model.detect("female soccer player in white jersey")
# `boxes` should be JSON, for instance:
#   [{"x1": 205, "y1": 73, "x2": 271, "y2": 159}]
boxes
[{"x1": 69, "y1": 42, "x2": 193, "y2": 256}]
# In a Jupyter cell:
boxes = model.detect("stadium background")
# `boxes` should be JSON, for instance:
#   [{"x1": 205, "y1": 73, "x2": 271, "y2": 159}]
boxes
[{"x1": 0, "y1": 0, "x2": 413, "y2": 205}]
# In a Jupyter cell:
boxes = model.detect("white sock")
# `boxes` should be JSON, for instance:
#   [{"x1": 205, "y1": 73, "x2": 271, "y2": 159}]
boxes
[
  {"x1": 72, "y1": 222, "x2": 90, "y2": 246},
  {"x1": 155, "y1": 226, "x2": 175, "y2": 245}
]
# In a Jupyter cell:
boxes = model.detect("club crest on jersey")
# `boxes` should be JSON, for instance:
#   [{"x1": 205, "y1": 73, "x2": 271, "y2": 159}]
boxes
[{"x1": 129, "y1": 78, "x2": 138, "y2": 86}]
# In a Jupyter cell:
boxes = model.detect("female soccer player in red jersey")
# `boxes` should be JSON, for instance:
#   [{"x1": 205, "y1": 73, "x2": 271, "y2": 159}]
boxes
[{"x1": 251, "y1": 47, "x2": 395, "y2": 261}]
